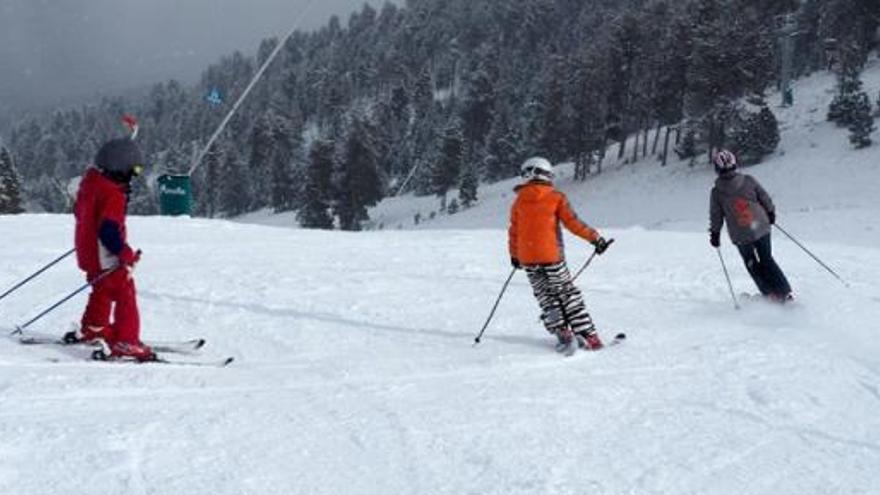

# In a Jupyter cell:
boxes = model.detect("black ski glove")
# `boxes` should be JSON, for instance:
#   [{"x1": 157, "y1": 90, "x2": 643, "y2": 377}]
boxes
[
  {"x1": 767, "y1": 211, "x2": 776, "y2": 225},
  {"x1": 511, "y1": 257, "x2": 521, "y2": 269},
  {"x1": 710, "y1": 231, "x2": 720, "y2": 248},
  {"x1": 592, "y1": 237, "x2": 611, "y2": 255}
]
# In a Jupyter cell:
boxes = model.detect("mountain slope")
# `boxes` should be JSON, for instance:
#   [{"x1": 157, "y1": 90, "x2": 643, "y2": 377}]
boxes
[{"x1": 368, "y1": 63, "x2": 880, "y2": 248}]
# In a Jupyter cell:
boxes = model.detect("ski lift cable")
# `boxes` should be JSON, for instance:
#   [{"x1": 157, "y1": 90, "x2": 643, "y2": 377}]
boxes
[{"x1": 187, "y1": 0, "x2": 318, "y2": 176}]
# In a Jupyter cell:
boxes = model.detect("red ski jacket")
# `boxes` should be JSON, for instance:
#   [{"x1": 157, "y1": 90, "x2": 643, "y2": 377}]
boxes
[{"x1": 74, "y1": 167, "x2": 136, "y2": 277}]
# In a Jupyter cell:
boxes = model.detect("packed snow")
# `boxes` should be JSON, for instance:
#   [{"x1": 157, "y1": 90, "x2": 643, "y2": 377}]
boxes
[{"x1": 1, "y1": 68, "x2": 880, "y2": 494}]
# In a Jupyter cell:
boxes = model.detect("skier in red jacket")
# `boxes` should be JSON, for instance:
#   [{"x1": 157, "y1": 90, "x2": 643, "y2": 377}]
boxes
[{"x1": 66, "y1": 137, "x2": 154, "y2": 361}]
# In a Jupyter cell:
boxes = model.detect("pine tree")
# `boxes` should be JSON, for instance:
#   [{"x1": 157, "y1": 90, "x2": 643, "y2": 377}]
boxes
[
  {"x1": 848, "y1": 92, "x2": 875, "y2": 148},
  {"x1": 458, "y1": 160, "x2": 478, "y2": 208},
  {"x1": 0, "y1": 146, "x2": 24, "y2": 214},
  {"x1": 218, "y1": 146, "x2": 250, "y2": 217},
  {"x1": 249, "y1": 113, "x2": 276, "y2": 208},
  {"x1": 270, "y1": 113, "x2": 304, "y2": 212},
  {"x1": 460, "y1": 50, "x2": 496, "y2": 157},
  {"x1": 333, "y1": 117, "x2": 383, "y2": 231},
  {"x1": 484, "y1": 104, "x2": 523, "y2": 181},
  {"x1": 431, "y1": 118, "x2": 463, "y2": 210},
  {"x1": 536, "y1": 55, "x2": 571, "y2": 163},
  {"x1": 298, "y1": 137, "x2": 335, "y2": 229},
  {"x1": 729, "y1": 105, "x2": 780, "y2": 165},
  {"x1": 828, "y1": 67, "x2": 865, "y2": 127}
]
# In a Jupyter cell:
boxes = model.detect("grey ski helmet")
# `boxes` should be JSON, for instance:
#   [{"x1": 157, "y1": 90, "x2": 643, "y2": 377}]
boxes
[{"x1": 95, "y1": 138, "x2": 144, "y2": 182}]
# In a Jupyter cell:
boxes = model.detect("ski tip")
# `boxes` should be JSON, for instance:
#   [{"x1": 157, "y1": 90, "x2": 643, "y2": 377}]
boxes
[
  {"x1": 194, "y1": 339, "x2": 207, "y2": 350},
  {"x1": 614, "y1": 332, "x2": 626, "y2": 340},
  {"x1": 221, "y1": 356, "x2": 235, "y2": 367}
]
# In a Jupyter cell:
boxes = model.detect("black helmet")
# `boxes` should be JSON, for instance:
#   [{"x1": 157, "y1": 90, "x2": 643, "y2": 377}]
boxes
[{"x1": 95, "y1": 138, "x2": 144, "y2": 183}]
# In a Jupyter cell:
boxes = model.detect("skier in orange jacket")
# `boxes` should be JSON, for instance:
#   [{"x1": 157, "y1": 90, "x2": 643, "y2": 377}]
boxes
[{"x1": 508, "y1": 157, "x2": 610, "y2": 354}]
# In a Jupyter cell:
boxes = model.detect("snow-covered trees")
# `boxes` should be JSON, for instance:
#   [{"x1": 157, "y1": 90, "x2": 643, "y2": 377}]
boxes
[
  {"x1": 298, "y1": 137, "x2": 335, "y2": 229},
  {"x1": 848, "y1": 92, "x2": 875, "y2": 148},
  {"x1": 458, "y1": 160, "x2": 478, "y2": 209},
  {"x1": 729, "y1": 105, "x2": 780, "y2": 165},
  {"x1": 0, "y1": 146, "x2": 24, "y2": 214},
  {"x1": 333, "y1": 117, "x2": 383, "y2": 231},
  {"x1": 431, "y1": 117, "x2": 464, "y2": 211},
  {"x1": 5, "y1": 0, "x2": 871, "y2": 221}
]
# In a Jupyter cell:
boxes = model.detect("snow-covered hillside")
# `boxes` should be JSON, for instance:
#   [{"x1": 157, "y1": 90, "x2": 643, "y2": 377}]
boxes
[
  {"x1": 368, "y1": 62, "x2": 880, "y2": 248},
  {"x1": 2, "y1": 66, "x2": 880, "y2": 494}
]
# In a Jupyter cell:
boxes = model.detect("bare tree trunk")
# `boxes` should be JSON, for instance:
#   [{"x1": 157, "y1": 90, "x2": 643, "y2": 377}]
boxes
[
  {"x1": 652, "y1": 121, "x2": 662, "y2": 155},
  {"x1": 661, "y1": 127, "x2": 671, "y2": 167},
  {"x1": 617, "y1": 134, "x2": 627, "y2": 161},
  {"x1": 642, "y1": 126, "x2": 649, "y2": 157},
  {"x1": 574, "y1": 153, "x2": 586, "y2": 181},
  {"x1": 631, "y1": 128, "x2": 639, "y2": 163}
]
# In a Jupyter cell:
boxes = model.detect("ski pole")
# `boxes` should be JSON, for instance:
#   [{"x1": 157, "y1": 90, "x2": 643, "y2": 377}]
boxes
[
  {"x1": 774, "y1": 224, "x2": 849, "y2": 288},
  {"x1": 715, "y1": 247, "x2": 740, "y2": 310},
  {"x1": 572, "y1": 238, "x2": 615, "y2": 282},
  {"x1": 10, "y1": 265, "x2": 121, "y2": 336},
  {"x1": 0, "y1": 248, "x2": 75, "y2": 304},
  {"x1": 473, "y1": 268, "x2": 517, "y2": 345}
]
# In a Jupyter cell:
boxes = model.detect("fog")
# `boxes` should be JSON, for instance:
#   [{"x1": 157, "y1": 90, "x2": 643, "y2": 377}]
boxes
[{"x1": 0, "y1": 0, "x2": 387, "y2": 114}]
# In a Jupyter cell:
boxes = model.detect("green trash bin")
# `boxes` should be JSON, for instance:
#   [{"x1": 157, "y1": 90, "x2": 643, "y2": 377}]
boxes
[{"x1": 158, "y1": 174, "x2": 193, "y2": 216}]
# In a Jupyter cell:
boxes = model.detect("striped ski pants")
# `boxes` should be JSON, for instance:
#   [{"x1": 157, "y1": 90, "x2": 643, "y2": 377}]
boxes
[{"x1": 524, "y1": 261, "x2": 595, "y2": 335}]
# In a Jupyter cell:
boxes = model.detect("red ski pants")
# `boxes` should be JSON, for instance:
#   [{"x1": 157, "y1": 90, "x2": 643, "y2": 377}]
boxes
[{"x1": 81, "y1": 269, "x2": 140, "y2": 345}]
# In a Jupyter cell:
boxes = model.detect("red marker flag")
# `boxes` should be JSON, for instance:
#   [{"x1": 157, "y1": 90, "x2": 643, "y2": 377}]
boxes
[{"x1": 122, "y1": 114, "x2": 139, "y2": 140}]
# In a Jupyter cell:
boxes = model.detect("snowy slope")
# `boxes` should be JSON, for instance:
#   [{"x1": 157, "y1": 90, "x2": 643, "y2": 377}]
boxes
[
  {"x1": 368, "y1": 62, "x2": 880, "y2": 248},
  {"x1": 1, "y1": 213, "x2": 879, "y2": 495}
]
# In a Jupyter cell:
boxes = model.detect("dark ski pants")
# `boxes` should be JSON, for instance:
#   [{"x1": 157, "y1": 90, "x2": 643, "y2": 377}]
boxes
[
  {"x1": 737, "y1": 234, "x2": 792, "y2": 297},
  {"x1": 524, "y1": 261, "x2": 596, "y2": 335}
]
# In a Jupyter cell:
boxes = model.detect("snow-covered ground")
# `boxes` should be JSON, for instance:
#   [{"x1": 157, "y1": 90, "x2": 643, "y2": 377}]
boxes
[
  {"x1": 1, "y1": 214, "x2": 879, "y2": 494},
  {"x1": 1, "y1": 67, "x2": 880, "y2": 494}
]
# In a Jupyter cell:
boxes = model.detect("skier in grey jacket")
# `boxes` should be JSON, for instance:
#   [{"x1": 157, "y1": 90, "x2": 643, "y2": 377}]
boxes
[{"x1": 709, "y1": 150, "x2": 793, "y2": 302}]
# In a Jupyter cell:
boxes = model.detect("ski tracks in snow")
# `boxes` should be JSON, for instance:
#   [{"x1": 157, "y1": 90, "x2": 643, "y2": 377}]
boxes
[{"x1": 1, "y1": 217, "x2": 879, "y2": 494}]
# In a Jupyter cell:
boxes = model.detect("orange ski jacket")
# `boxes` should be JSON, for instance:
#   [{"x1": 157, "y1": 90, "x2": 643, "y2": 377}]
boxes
[{"x1": 508, "y1": 181, "x2": 599, "y2": 265}]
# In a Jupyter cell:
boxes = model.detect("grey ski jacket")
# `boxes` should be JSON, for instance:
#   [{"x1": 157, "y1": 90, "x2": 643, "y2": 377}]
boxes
[{"x1": 709, "y1": 172, "x2": 774, "y2": 246}]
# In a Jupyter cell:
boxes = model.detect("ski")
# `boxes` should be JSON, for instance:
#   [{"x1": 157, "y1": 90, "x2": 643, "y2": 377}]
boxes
[
  {"x1": 45, "y1": 354, "x2": 234, "y2": 367},
  {"x1": 89, "y1": 348, "x2": 233, "y2": 367},
  {"x1": 153, "y1": 356, "x2": 234, "y2": 368},
  {"x1": 17, "y1": 333, "x2": 207, "y2": 354},
  {"x1": 100, "y1": 355, "x2": 234, "y2": 368}
]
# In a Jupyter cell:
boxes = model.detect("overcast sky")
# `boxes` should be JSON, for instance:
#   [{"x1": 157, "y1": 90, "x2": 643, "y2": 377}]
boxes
[{"x1": 0, "y1": 0, "x2": 387, "y2": 113}]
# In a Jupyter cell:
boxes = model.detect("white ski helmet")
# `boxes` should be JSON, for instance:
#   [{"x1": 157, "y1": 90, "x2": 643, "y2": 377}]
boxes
[
  {"x1": 713, "y1": 149, "x2": 737, "y2": 174},
  {"x1": 520, "y1": 157, "x2": 554, "y2": 181}
]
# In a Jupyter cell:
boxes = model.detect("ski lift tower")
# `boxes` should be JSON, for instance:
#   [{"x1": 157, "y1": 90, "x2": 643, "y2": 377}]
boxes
[{"x1": 778, "y1": 13, "x2": 799, "y2": 107}]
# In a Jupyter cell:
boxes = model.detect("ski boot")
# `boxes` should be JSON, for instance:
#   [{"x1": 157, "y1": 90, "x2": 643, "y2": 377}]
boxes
[
  {"x1": 63, "y1": 325, "x2": 108, "y2": 345},
  {"x1": 92, "y1": 341, "x2": 156, "y2": 362},
  {"x1": 554, "y1": 327, "x2": 577, "y2": 356},
  {"x1": 576, "y1": 330, "x2": 604, "y2": 351}
]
